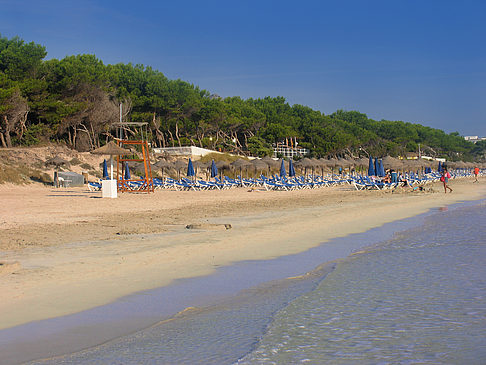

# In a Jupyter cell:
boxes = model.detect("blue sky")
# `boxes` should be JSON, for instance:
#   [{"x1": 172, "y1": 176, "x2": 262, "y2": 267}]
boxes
[{"x1": 1, "y1": 0, "x2": 485, "y2": 136}]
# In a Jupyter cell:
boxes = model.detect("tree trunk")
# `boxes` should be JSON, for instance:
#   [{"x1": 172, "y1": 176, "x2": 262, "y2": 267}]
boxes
[
  {"x1": 167, "y1": 129, "x2": 175, "y2": 147},
  {"x1": 0, "y1": 132, "x2": 7, "y2": 148},
  {"x1": 72, "y1": 127, "x2": 77, "y2": 150},
  {"x1": 5, "y1": 131, "x2": 12, "y2": 148},
  {"x1": 1, "y1": 116, "x2": 12, "y2": 148},
  {"x1": 175, "y1": 122, "x2": 181, "y2": 147},
  {"x1": 196, "y1": 131, "x2": 204, "y2": 148},
  {"x1": 16, "y1": 110, "x2": 28, "y2": 141}
]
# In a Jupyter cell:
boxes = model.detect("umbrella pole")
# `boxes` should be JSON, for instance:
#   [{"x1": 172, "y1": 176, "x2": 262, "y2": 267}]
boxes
[{"x1": 110, "y1": 156, "x2": 114, "y2": 180}]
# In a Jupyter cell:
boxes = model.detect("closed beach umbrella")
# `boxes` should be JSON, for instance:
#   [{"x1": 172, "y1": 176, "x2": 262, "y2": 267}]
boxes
[
  {"x1": 289, "y1": 159, "x2": 296, "y2": 177},
  {"x1": 279, "y1": 159, "x2": 287, "y2": 178},
  {"x1": 438, "y1": 161, "x2": 442, "y2": 173},
  {"x1": 103, "y1": 159, "x2": 108, "y2": 179},
  {"x1": 378, "y1": 159, "x2": 385, "y2": 177},
  {"x1": 187, "y1": 158, "x2": 195, "y2": 177},
  {"x1": 368, "y1": 156, "x2": 375, "y2": 176},
  {"x1": 210, "y1": 159, "x2": 218, "y2": 178},
  {"x1": 124, "y1": 163, "x2": 131, "y2": 180}
]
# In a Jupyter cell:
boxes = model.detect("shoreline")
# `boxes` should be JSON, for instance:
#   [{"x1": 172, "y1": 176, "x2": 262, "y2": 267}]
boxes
[{"x1": 0, "y1": 178, "x2": 485, "y2": 334}]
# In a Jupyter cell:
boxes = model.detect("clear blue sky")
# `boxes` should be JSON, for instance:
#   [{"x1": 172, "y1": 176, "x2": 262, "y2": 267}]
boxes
[{"x1": 1, "y1": 0, "x2": 485, "y2": 136}]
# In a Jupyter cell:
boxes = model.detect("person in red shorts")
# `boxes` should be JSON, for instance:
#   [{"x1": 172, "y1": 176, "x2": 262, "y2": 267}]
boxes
[{"x1": 473, "y1": 167, "x2": 479, "y2": 183}]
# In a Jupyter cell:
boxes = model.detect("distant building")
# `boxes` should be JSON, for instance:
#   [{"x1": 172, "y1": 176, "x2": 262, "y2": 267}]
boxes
[
  {"x1": 273, "y1": 138, "x2": 309, "y2": 158},
  {"x1": 403, "y1": 152, "x2": 418, "y2": 160},
  {"x1": 464, "y1": 136, "x2": 486, "y2": 143},
  {"x1": 398, "y1": 154, "x2": 445, "y2": 162},
  {"x1": 153, "y1": 146, "x2": 222, "y2": 158}
]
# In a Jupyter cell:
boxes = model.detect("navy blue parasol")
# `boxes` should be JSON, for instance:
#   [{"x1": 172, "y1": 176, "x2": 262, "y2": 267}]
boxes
[
  {"x1": 289, "y1": 159, "x2": 296, "y2": 177},
  {"x1": 124, "y1": 163, "x2": 131, "y2": 180},
  {"x1": 103, "y1": 159, "x2": 108, "y2": 179},
  {"x1": 210, "y1": 159, "x2": 218, "y2": 178},
  {"x1": 368, "y1": 156, "x2": 375, "y2": 176},
  {"x1": 378, "y1": 159, "x2": 385, "y2": 177},
  {"x1": 187, "y1": 158, "x2": 195, "y2": 177},
  {"x1": 279, "y1": 159, "x2": 286, "y2": 178}
]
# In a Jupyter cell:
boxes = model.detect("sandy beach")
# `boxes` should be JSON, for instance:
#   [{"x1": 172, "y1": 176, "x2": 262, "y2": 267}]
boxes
[{"x1": 0, "y1": 178, "x2": 485, "y2": 332}]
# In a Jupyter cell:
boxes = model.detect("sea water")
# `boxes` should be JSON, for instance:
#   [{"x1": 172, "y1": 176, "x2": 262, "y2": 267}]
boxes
[
  {"x1": 30, "y1": 200, "x2": 486, "y2": 364},
  {"x1": 239, "y1": 201, "x2": 486, "y2": 365}
]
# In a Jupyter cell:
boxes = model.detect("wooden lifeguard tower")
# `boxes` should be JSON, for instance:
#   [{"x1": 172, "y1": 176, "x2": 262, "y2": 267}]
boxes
[{"x1": 113, "y1": 121, "x2": 154, "y2": 193}]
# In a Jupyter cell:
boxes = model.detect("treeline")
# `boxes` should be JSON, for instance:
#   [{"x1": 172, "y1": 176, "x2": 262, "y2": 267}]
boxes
[{"x1": 1, "y1": 35, "x2": 484, "y2": 161}]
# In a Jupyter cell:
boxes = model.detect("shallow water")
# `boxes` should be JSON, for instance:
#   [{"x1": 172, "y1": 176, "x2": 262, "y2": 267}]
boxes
[
  {"x1": 240, "y1": 202, "x2": 486, "y2": 364},
  {"x1": 29, "y1": 200, "x2": 486, "y2": 364}
]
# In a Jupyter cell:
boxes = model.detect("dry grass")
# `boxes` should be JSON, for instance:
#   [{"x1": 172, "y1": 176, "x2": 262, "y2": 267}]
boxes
[
  {"x1": 0, "y1": 144, "x2": 109, "y2": 185},
  {"x1": 0, "y1": 163, "x2": 52, "y2": 185}
]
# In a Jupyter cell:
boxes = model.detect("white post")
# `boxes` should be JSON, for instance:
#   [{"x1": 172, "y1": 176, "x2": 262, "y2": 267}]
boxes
[
  {"x1": 102, "y1": 155, "x2": 117, "y2": 198},
  {"x1": 110, "y1": 156, "x2": 114, "y2": 180}
]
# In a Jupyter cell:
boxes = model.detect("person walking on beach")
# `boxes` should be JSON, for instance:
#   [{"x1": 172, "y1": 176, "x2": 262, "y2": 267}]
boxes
[
  {"x1": 473, "y1": 167, "x2": 479, "y2": 183},
  {"x1": 440, "y1": 169, "x2": 452, "y2": 193}
]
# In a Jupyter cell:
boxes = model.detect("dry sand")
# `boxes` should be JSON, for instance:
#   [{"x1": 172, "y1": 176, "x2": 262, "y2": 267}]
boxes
[{"x1": 0, "y1": 178, "x2": 485, "y2": 331}]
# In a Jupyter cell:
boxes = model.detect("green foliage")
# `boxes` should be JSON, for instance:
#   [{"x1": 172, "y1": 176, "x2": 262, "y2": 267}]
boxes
[
  {"x1": 247, "y1": 136, "x2": 273, "y2": 157},
  {"x1": 0, "y1": 34, "x2": 482, "y2": 162},
  {"x1": 19, "y1": 123, "x2": 52, "y2": 145},
  {"x1": 0, "y1": 34, "x2": 46, "y2": 80}
]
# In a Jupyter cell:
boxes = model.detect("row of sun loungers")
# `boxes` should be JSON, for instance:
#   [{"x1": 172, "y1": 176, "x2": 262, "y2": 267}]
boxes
[
  {"x1": 88, "y1": 169, "x2": 482, "y2": 192},
  {"x1": 153, "y1": 175, "x2": 352, "y2": 191}
]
